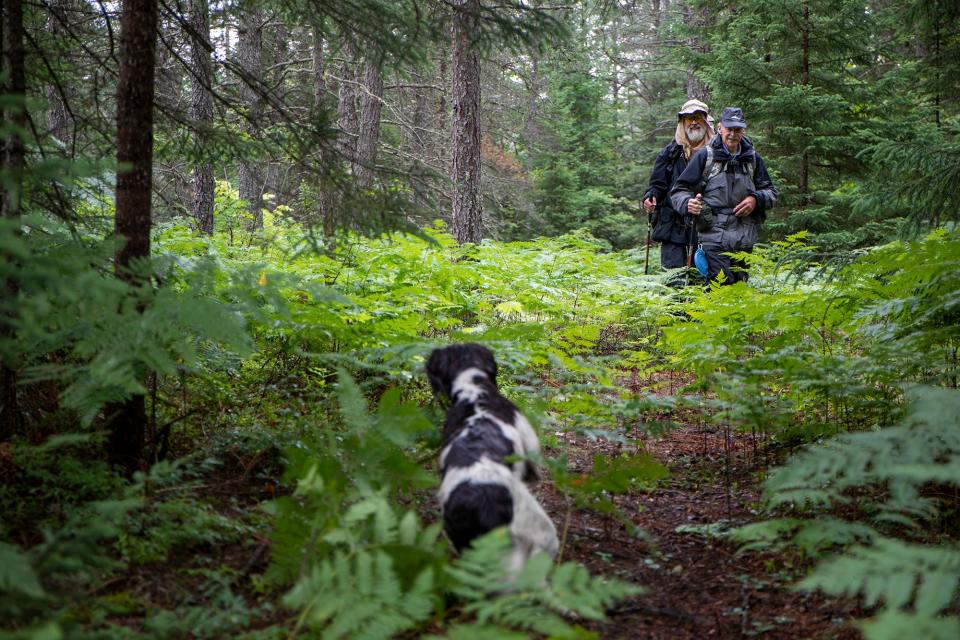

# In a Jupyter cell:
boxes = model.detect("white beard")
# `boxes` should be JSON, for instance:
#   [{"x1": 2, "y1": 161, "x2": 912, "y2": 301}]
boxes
[{"x1": 686, "y1": 126, "x2": 706, "y2": 143}]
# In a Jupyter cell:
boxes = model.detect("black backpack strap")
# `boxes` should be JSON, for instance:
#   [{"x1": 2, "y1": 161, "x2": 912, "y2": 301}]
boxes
[
  {"x1": 696, "y1": 145, "x2": 714, "y2": 195},
  {"x1": 669, "y1": 142, "x2": 684, "y2": 164}
]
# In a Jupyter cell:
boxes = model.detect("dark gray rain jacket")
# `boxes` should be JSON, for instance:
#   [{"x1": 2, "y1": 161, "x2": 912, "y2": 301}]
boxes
[{"x1": 670, "y1": 135, "x2": 777, "y2": 251}]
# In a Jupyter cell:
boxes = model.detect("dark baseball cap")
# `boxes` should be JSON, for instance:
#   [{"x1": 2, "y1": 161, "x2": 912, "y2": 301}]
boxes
[{"x1": 719, "y1": 107, "x2": 747, "y2": 129}]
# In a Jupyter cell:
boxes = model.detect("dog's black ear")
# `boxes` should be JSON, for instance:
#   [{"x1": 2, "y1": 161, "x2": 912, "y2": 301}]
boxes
[
  {"x1": 426, "y1": 347, "x2": 453, "y2": 399},
  {"x1": 464, "y1": 343, "x2": 498, "y2": 383}
]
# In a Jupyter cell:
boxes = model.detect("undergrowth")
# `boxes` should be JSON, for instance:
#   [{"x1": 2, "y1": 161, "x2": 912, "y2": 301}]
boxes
[{"x1": 3, "y1": 192, "x2": 959, "y2": 637}]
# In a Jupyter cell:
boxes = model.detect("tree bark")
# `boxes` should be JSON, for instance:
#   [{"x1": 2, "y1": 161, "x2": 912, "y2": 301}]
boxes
[
  {"x1": 410, "y1": 68, "x2": 430, "y2": 208},
  {"x1": 237, "y1": 7, "x2": 264, "y2": 227},
  {"x1": 1, "y1": 0, "x2": 26, "y2": 441},
  {"x1": 312, "y1": 26, "x2": 337, "y2": 235},
  {"x1": 189, "y1": 0, "x2": 214, "y2": 234},
  {"x1": 798, "y1": 0, "x2": 810, "y2": 202},
  {"x1": 111, "y1": 0, "x2": 159, "y2": 474},
  {"x1": 355, "y1": 57, "x2": 383, "y2": 189},
  {"x1": 312, "y1": 26, "x2": 326, "y2": 108},
  {"x1": 46, "y1": 0, "x2": 71, "y2": 146},
  {"x1": 451, "y1": 0, "x2": 482, "y2": 244},
  {"x1": 683, "y1": 2, "x2": 711, "y2": 101},
  {"x1": 265, "y1": 23, "x2": 288, "y2": 208},
  {"x1": 336, "y1": 40, "x2": 359, "y2": 162}
]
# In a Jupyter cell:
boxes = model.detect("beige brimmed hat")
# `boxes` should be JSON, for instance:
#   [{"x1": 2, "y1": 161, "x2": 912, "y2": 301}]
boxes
[{"x1": 678, "y1": 99, "x2": 709, "y2": 118}]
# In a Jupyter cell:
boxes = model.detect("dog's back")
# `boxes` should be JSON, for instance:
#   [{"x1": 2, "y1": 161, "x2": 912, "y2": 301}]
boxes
[
  {"x1": 443, "y1": 481, "x2": 513, "y2": 552},
  {"x1": 428, "y1": 344, "x2": 558, "y2": 564}
]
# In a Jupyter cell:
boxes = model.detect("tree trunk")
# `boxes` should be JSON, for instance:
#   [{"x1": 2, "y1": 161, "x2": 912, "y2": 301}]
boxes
[
  {"x1": 1, "y1": 0, "x2": 26, "y2": 441},
  {"x1": 336, "y1": 40, "x2": 359, "y2": 162},
  {"x1": 46, "y1": 0, "x2": 71, "y2": 146},
  {"x1": 312, "y1": 26, "x2": 336, "y2": 235},
  {"x1": 683, "y1": 2, "x2": 711, "y2": 100},
  {"x1": 111, "y1": 0, "x2": 159, "y2": 474},
  {"x1": 355, "y1": 57, "x2": 383, "y2": 189},
  {"x1": 798, "y1": 0, "x2": 809, "y2": 202},
  {"x1": 451, "y1": 0, "x2": 482, "y2": 244},
  {"x1": 189, "y1": 0, "x2": 214, "y2": 234},
  {"x1": 410, "y1": 68, "x2": 430, "y2": 208},
  {"x1": 312, "y1": 26, "x2": 326, "y2": 108},
  {"x1": 265, "y1": 23, "x2": 288, "y2": 208},
  {"x1": 237, "y1": 8, "x2": 264, "y2": 227}
]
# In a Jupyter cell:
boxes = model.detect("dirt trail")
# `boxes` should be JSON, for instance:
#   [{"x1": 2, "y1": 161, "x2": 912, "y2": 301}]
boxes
[{"x1": 537, "y1": 425, "x2": 862, "y2": 639}]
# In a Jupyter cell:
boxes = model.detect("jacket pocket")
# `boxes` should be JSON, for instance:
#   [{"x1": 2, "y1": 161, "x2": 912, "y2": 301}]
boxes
[
  {"x1": 651, "y1": 208, "x2": 675, "y2": 243},
  {"x1": 732, "y1": 218, "x2": 760, "y2": 251}
]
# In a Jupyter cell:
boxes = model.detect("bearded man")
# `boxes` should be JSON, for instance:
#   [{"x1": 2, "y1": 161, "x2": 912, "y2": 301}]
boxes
[{"x1": 642, "y1": 99, "x2": 713, "y2": 274}]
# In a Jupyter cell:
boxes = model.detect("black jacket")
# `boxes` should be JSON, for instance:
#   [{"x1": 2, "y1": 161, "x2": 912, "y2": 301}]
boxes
[{"x1": 643, "y1": 141, "x2": 695, "y2": 246}]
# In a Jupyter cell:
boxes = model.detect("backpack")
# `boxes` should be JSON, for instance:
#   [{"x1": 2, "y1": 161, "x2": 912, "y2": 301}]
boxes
[
  {"x1": 693, "y1": 145, "x2": 757, "y2": 233},
  {"x1": 697, "y1": 145, "x2": 756, "y2": 194}
]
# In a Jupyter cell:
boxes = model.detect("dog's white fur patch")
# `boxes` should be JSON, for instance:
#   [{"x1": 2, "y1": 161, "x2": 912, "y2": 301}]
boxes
[
  {"x1": 439, "y1": 363, "x2": 559, "y2": 574},
  {"x1": 450, "y1": 367, "x2": 488, "y2": 403}
]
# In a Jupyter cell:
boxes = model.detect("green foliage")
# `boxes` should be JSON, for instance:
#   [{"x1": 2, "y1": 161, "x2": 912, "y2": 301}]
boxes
[
  {"x1": 119, "y1": 460, "x2": 258, "y2": 566},
  {"x1": 0, "y1": 498, "x2": 139, "y2": 638},
  {"x1": 526, "y1": 36, "x2": 643, "y2": 250},
  {"x1": 1, "y1": 217, "x2": 254, "y2": 427},
  {"x1": 285, "y1": 549, "x2": 435, "y2": 639},
  {"x1": 762, "y1": 387, "x2": 960, "y2": 515},
  {"x1": 550, "y1": 451, "x2": 668, "y2": 517},
  {"x1": 436, "y1": 530, "x2": 642, "y2": 639}
]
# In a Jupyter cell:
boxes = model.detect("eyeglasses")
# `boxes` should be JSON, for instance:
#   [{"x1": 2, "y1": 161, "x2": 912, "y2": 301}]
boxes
[{"x1": 680, "y1": 114, "x2": 706, "y2": 122}]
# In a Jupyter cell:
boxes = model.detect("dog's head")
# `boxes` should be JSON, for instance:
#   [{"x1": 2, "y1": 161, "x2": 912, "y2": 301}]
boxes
[{"x1": 426, "y1": 343, "x2": 498, "y2": 401}]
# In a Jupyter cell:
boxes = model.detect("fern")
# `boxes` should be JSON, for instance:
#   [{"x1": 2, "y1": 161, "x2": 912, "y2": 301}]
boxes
[
  {"x1": 799, "y1": 537, "x2": 960, "y2": 636},
  {"x1": 858, "y1": 610, "x2": 960, "y2": 640},
  {"x1": 284, "y1": 550, "x2": 436, "y2": 640},
  {"x1": 441, "y1": 531, "x2": 642, "y2": 638},
  {"x1": 732, "y1": 517, "x2": 878, "y2": 555},
  {"x1": 763, "y1": 386, "x2": 960, "y2": 515}
]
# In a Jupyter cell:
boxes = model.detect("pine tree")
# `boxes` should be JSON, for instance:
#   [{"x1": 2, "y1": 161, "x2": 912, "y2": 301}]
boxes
[
  {"x1": 109, "y1": 0, "x2": 159, "y2": 474},
  {"x1": 451, "y1": 0, "x2": 483, "y2": 244},
  {"x1": 683, "y1": 0, "x2": 878, "y2": 245},
  {"x1": 189, "y1": 0, "x2": 214, "y2": 234}
]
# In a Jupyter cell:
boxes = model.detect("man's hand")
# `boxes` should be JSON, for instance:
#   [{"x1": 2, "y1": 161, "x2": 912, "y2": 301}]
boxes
[
  {"x1": 642, "y1": 196, "x2": 657, "y2": 214},
  {"x1": 687, "y1": 193, "x2": 703, "y2": 215},
  {"x1": 734, "y1": 195, "x2": 757, "y2": 217}
]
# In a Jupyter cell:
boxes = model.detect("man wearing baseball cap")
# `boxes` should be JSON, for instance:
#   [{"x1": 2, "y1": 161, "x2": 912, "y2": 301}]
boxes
[
  {"x1": 670, "y1": 107, "x2": 778, "y2": 284},
  {"x1": 641, "y1": 99, "x2": 714, "y2": 279}
]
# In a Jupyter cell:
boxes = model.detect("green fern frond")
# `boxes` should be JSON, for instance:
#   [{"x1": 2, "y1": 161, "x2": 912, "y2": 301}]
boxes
[
  {"x1": 765, "y1": 386, "x2": 960, "y2": 512},
  {"x1": 424, "y1": 623, "x2": 530, "y2": 640},
  {"x1": 859, "y1": 610, "x2": 960, "y2": 640},
  {"x1": 446, "y1": 531, "x2": 641, "y2": 637},
  {"x1": 732, "y1": 517, "x2": 878, "y2": 556},
  {"x1": 799, "y1": 537, "x2": 960, "y2": 615},
  {"x1": 285, "y1": 549, "x2": 436, "y2": 640},
  {"x1": 336, "y1": 367, "x2": 373, "y2": 432}
]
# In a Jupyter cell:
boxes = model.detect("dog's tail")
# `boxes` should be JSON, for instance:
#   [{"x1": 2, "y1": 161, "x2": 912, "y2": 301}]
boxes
[{"x1": 443, "y1": 482, "x2": 514, "y2": 552}]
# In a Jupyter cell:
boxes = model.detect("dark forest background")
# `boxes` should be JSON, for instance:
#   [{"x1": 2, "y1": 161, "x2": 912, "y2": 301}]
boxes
[{"x1": 9, "y1": 0, "x2": 959, "y2": 253}]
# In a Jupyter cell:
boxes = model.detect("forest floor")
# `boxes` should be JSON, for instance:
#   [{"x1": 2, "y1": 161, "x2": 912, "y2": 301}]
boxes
[
  {"x1": 535, "y1": 374, "x2": 863, "y2": 639},
  {"x1": 103, "y1": 375, "x2": 867, "y2": 639}
]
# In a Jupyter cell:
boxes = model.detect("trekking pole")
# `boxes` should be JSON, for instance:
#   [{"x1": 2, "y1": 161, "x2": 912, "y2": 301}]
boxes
[
  {"x1": 684, "y1": 194, "x2": 701, "y2": 285},
  {"x1": 644, "y1": 212, "x2": 652, "y2": 275}
]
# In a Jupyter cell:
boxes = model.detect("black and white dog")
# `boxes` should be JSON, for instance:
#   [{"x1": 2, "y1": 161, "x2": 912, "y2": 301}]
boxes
[{"x1": 426, "y1": 344, "x2": 558, "y2": 573}]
